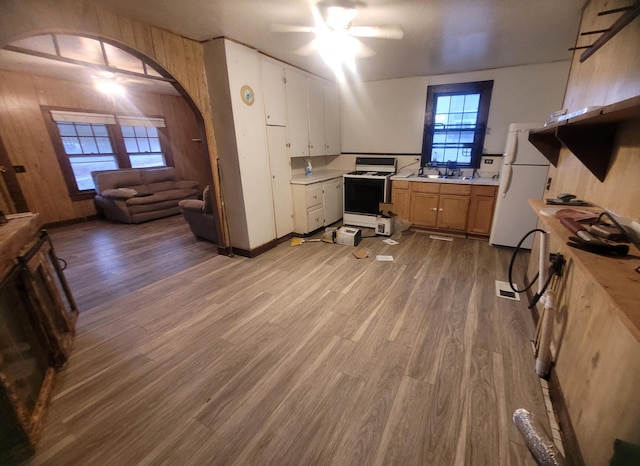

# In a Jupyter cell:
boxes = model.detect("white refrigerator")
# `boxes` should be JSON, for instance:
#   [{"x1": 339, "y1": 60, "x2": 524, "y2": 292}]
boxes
[{"x1": 489, "y1": 123, "x2": 549, "y2": 249}]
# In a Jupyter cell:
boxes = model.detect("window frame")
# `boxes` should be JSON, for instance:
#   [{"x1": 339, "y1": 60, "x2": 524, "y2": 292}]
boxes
[
  {"x1": 42, "y1": 106, "x2": 173, "y2": 200},
  {"x1": 420, "y1": 80, "x2": 494, "y2": 169}
]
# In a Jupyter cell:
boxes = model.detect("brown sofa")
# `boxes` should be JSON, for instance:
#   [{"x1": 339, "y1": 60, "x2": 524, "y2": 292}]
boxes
[{"x1": 92, "y1": 167, "x2": 199, "y2": 223}]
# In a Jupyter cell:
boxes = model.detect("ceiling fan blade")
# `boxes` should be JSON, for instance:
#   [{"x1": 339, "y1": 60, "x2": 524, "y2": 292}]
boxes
[
  {"x1": 269, "y1": 23, "x2": 316, "y2": 34},
  {"x1": 349, "y1": 25, "x2": 404, "y2": 40}
]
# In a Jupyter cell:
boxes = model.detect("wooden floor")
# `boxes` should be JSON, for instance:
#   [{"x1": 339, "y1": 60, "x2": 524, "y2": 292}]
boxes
[{"x1": 27, "y1": 218, "x2": 547, "y2": 465}]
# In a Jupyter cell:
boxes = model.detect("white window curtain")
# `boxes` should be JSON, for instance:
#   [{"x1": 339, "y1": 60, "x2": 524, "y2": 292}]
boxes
[
  {"x1": 49, "y1": 110, "x2": 165, "y2": 128},
  {"x1": 116, "y1": 116, "x2": 166, "y2": 128},
  {"x1": 50, "y1": 110, "x2": 116, "y2": 125}
]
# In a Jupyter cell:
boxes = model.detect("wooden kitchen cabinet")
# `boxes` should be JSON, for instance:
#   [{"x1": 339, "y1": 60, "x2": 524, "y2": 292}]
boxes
[
  {"x1": 437, "y1": 184, "x2": 471, "y2": 231},
  {"x1": 467, "y1": 185, "x2": 497, "y2": 236},
  {"x1": 403, "y1": 181, "x2": 494, "y2": 235},
  {"x1": 391, "y1": 180, "x2": 411, "y2": 220},
  {"x1": 437, "y1": 194, "x2": 470, "y2": 230}
]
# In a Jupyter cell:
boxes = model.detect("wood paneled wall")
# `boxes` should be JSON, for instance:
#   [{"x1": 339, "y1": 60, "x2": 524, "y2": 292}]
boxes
[
  {"x1": 547, "y1": 0, "x2": 640, "y2": 221},
  {"x1": 530, "y1": 1, "x2": 640, "y2": 464},
  {"x1": 0, "y1": 69, "x2": 210, "y2": 224},
  {"x1": 0, "y1": 0, "x2": 227, "y2": 245}
]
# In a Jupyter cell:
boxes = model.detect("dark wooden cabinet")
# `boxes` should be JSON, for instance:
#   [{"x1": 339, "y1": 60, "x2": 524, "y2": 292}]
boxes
[{"x1": 1, "y1": 215, "x2": 77, "y2": 461}]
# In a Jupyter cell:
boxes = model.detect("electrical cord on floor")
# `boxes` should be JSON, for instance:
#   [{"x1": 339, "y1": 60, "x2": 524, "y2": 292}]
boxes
[
  {"x1": 508, "y1": 228, "x2": 547, "y2": 294},
  {"x1": 508, "y1": 228, "x2": 566, "y2": 310}
]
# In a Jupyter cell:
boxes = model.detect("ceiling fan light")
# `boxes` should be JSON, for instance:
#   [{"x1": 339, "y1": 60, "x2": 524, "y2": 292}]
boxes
[
  {"x1": 325, "y1": 6, "x2": 357, "y2": 30},
  {"x1": 94, "y1": 78, "x2": 126, "y2": 96}
]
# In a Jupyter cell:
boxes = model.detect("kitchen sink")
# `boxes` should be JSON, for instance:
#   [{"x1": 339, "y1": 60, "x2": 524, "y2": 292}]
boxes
[{"x1": 419, "y1": 174, "x2": 473, "y2": 180}]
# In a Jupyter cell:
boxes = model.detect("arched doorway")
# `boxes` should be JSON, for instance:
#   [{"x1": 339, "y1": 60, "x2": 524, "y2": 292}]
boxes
[{"x1": 0, "y1": 31, "x2": 226, "y2": 247}]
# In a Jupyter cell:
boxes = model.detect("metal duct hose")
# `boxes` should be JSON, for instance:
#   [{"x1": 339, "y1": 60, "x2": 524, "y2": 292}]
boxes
[{"x1": 513, "y1": 408, "x2": 566, "y2": 466}]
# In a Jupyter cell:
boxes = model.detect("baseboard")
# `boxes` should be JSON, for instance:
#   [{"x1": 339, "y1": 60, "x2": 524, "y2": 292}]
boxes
[
  {"x1": 43, "y1": 215, "x2": 100, "y2": 229},
  {"x1": 232, "y1": 239, "x2": 277, "y2": 258}
]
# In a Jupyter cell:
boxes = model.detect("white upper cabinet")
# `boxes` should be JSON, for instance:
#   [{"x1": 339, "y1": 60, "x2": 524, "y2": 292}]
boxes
[
  {"x1": 261, "y1": 60, "x2": 287, "y2": 127},
  {"x1": 307, "y1": 77, "x2": 326, "y2": 157},
  {"x1": 285, "y1": 69, "x2": 310, "y2": 158},
  {"x1": 324, "y1": 82, "x2": 341, "y2": 155}
]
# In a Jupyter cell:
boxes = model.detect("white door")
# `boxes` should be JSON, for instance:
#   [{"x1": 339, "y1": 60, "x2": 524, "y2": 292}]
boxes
[
  {"x1": 261, "y1": 60, "x2": 287, "y2": 126},
  {"x1": 266, "y1": 126, "x2": 294, "y2": 237},
  {"x1": 307, "y1": 77, "x2": 325, "y2": 156},
  {"x1": 323, "y1": 178, "x2": 343, "y2": 225},
  {"x1": 324, "y1": 82, "x2": 341, "y2": 155},
  {"x1": 285, "y1": 70, "x2": 309, "y2": 158}
]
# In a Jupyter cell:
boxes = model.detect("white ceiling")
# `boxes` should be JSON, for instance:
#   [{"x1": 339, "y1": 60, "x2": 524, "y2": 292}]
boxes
[
  {"x1": 0, "y1": 0, "x2": 586, "y2": 87},
  {"x1": 87, "y1": 0, "x2": 586, "y2": 81}
]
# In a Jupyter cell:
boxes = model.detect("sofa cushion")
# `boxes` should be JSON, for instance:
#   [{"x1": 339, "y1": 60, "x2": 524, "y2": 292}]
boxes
[
  {"x1": 140, "y1": 167, "x2": 177, "y2": 184},
  {"x1": 127, "y1": 200, "x2": 184, "y2": 214},
  {"x1": 179, "y1": 199, "x2": 203, "y2": 210},
  {"x1": 95, "y1": 169, "x2": 144, "y2": 191},
  {"x1": 175, "y1": 180, "x2": 199, "y2": 190},
  {"x1": 124, "y1": 188, "x2": 197, "y2": 206},
  {"x1": 147, "y1": 181, "x2": 176, "y2": 192},
  {"x1": 101, "y1": 188, "x2": 138, "y2": 199}
]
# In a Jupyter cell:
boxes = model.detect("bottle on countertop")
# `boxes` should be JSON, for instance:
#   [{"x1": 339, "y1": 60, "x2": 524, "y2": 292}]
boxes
[{"x1": 305, "y1": 159, "x2": 313, "y2": 176}]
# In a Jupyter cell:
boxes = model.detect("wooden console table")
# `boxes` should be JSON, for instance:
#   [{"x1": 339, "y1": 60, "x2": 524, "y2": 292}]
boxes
[{"x1": 1, "y1": 213, "x2": 78, "y2": 462}]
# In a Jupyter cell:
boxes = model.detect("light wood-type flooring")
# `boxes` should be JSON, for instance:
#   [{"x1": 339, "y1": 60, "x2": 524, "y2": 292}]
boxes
[{"x1": 28, "y1": 216, "x2": 547, "y2": 465}]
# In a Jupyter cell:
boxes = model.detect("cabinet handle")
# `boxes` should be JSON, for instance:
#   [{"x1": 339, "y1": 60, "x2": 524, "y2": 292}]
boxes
[
  {"x1": 439, "y1": 208, "x2": 444, "y2": 212},
  {"x1": 430, "y1": 207, "x2": 437, "y2": 211}
]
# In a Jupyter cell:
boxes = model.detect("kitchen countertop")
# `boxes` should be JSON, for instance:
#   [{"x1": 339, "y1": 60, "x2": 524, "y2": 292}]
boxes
[
  {"x1": 290, "y1": 170, "x2": 349, "y2": 185},
  {"x1": 390, "y1": 173, "x2": 500, "y2": 186}
]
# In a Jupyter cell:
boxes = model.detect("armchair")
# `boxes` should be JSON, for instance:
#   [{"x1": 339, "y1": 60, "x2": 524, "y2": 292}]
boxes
[{"x1": 179, "y1": 185, "x2": 219, "y2": 243}]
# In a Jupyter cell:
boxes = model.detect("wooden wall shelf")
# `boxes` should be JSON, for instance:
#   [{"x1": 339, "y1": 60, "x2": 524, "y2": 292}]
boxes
[{"x1": 528, "y1": 95, "x2": 640, "y2": 181}]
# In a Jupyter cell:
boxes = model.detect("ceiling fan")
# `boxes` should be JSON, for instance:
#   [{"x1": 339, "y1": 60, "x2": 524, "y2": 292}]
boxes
[{"x1": 269, "y1": 0, "x2": 404, "y2": 58}]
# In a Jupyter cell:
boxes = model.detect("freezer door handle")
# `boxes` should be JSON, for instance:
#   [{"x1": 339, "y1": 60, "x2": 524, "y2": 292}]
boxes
[
  {"x1": 504, "y1": 132, "x2": 517, "y2": 164},
  {"x1": 500, "y1": 164, "x2": 513, "y2": 198}
]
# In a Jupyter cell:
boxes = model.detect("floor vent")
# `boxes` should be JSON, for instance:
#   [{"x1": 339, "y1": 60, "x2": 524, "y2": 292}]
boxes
[{"x1": 495, "y1": 280, "x2": 520, "y2": 301}]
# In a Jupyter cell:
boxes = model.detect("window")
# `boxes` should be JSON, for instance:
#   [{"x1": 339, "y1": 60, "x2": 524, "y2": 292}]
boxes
[
  {"x1": 56, "y1": 122, "x2": 119, "y2": 190},
  {"x1": 121, "y1": 126, "x2": 165, "y2": 168},
  {"x1": 421, "y1": 80, "x2": 493, "y2": 168},
  {"x1": 43, "y1": 108, "x2": 171, "y2": 199}
]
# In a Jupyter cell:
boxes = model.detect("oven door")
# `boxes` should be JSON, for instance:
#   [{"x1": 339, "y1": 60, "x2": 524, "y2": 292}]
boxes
[{"x1": 344, "y1": 177, "x2": 388, "y2": 215}]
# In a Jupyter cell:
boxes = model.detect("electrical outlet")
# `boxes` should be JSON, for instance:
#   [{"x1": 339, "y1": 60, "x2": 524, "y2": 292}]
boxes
[{"x1": 483, "y1": 159, "x2": 493, "y2": 165}]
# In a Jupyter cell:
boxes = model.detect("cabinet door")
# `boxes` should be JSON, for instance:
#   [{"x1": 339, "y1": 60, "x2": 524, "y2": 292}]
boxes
[
  {"x1": 307, "y1": 206, "x2": 324, "y2": 232},
  {"x1": 391, "y1": 181, "x2": 410, "y2": 220},
  {"x1": 266, "y1": 126, "x2": 293, "y2": 238},
  {"x1": 306, "y1": 184, "x2": 323, "y2": 209},
  {"x1": 324, "y1": 82, "x2": 341, "y2": 155},
  {"x1": 437, "y1": 194, "x2": 469, "y2": 231},
  {"x1": 307, "y1": 77, "x2": 325, "y2": 156},
  {"x1": 285, "y1": 70, "x2": 309, "y2": 158},
  {"x1": 261, "y1": 60, "x2": 287, "y2": 126},
  {"x1": 323, "y1": 178, "x2": 343, "y2": 225},
  {"x1": 410, "y1": 192, "x2": 439, "y2": 227},
  {"x1": 467, "y1": 186, "x2": 497, "y2": 235}
]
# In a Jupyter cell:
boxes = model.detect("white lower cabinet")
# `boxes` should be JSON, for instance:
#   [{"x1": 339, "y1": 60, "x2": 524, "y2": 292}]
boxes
[
  {"x1": 292, "y1": 177, "x2": 343, "y2": 234},
  {"x1": 322, "y1": 178, "x2": 343, "y2": 225}
]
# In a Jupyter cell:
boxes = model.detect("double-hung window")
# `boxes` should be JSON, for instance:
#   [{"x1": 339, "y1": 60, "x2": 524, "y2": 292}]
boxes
[
  {"x1": 44, "y1": 109, "x2": 171, "y2": 200},
  {"x1": 421, "y1": 80, "x2": 493, "y2": 168}
]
